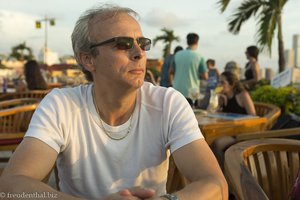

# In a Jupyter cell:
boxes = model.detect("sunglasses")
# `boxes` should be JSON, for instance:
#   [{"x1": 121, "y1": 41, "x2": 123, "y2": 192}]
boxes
[{"x1": 90, "y1": 37, "x2": 151, "y2": 51}]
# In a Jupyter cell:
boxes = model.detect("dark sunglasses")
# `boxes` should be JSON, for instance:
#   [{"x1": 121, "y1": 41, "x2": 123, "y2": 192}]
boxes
[{"x1": 90, "y1": 37, "x2": 151, "y2": 51}]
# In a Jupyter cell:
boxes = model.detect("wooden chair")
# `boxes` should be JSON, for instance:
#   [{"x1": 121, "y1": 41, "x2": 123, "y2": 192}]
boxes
[
  {"x1": 254, "y1": 102, "x2": 281, "y2": 130},
  {"x1": 236, "y1": 127, "x2": 300, "y2": 142},
  {"x1": 0, "y1": 98, "x2": 40, "y2": 109},
  {"x1": 0, "y1": 100, "x2": 39, "y2": 162},
  {"x1": 0, "y1": 90, "x2": 49, "y2": 101},
  {"x1": 166, "y1": 156, "x2": 189, "y2": 193},
  {"x1": 224, "y1": 138, "x2": 300, "y2": 200},
  {"x1": 144, "y1": 70, "x2": 157, "y2": 85}
]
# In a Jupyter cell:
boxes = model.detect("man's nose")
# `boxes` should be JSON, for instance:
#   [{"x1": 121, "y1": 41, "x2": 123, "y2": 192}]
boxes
[{"x1": 130, "y1": 41, "x2": 145, "y2": 60}]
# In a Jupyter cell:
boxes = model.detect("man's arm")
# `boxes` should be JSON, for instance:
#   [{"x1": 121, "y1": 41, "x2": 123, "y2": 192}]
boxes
[
  {"x1": 0, "y1": 138, "x2": 156, "y2": 200},
  {"x1": 200, "y1": 72, "x2": 208, "y2": 80},
  {"x1": 0, "y1": 138, "x2": 81, "y2": 199},
  {"x1": 171, "y1": 139, "x2": 228, "y2": 200},
  {"x1": 169, "y1": 67, "x2": 175, "y2": 86},
  {"x1": 199, "y1": 58, "x2": 208, "y2": 80}
]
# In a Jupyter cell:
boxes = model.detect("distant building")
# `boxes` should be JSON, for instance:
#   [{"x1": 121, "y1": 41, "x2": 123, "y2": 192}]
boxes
[
  {"x1": 60, "y1": 55, "x2": 77, "y2": 65},
  {"x1": 38, "y1": 47, "x2": 59, "y2": 66},
  {"x1": 284, "y1": 49, "x2": 295, "y2": 68},
  {"x1": 293, "y1": 34, "x2": 300, "y2": 68},
  {"x1": 260, "y1": 68, "x2": 265, "y2": 79},
  {"x1": 1, "y1": 58, "x2": 24, "y2": 69},
  {"x1": 284, "y1": 34, "x2": 300, "y2": 68},
  {"x1": 265, "y1": 68, "x2": 274, "y2": 81},
  {"x1": 292, "y1": 68, "x2": 300, "y2": 83}
]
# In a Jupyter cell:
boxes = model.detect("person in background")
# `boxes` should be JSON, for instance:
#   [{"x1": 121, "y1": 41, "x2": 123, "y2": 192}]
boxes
[
  {"x1": 25, "y1": 60, "x2": 48, "y2": 90},
  {"x1": 199, "y1": 59, "x2": 220, "y2": 109},
  {"x1": 242, "y1": 45, "x2": 260, "y2": 90},
  {"x1": 0, "y1": 4, "x2": 227, "y2": 200},
  {"x1": 224, "y1": 61, "x2": 240, "y2": 80},
  {"x1": 218, "y1": 71, "x2": 256, "y2": 115},
  {"x1": 13, "y1": 60, "x2": 48, "y2": 91},
  {"x1": 211, "y1": 71, "x2": 256, "y2": 172},
  {"x1": 170, "y1": 33, "x2": 208, "y2": 106},
  {"x1": 160, "y1": 46, "x2": 183, "y2": 87}
]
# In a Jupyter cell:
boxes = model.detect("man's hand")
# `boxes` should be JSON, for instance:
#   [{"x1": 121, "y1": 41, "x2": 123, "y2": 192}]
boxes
[{"x1": 103, "y1": 187, "x2": 155, "y2": 200}]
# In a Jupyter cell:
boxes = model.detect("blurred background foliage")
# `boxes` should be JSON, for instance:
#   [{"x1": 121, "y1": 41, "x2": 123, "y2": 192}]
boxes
[{"x1": 251, "y1": 85, "x2": 300, "y2": 116}]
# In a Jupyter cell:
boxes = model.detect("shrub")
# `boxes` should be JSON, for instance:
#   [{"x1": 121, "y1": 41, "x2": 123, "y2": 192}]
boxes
[{"x1": 251, "y1": 85, "x2": 300, "y2": 115}]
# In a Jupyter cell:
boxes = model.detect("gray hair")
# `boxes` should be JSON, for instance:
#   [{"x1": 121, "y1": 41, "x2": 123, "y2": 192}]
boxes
[
  {"x1": 224, "y1": 61, "x2": 241, "y2": 80},
  {"x1": 71, "y1": 4, "x2": 139, "y2": 81}
]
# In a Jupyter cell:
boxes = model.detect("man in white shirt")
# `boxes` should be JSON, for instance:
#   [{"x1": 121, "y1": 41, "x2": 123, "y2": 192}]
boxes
[{"x1": 0, "y1": 4, "x2": 227, "y2": 200}]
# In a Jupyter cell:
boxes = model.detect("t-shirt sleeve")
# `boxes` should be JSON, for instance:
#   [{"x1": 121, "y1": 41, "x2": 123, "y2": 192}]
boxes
[
  {"x1": 163, "y1": 89, "x2": 204, "y2": 153},
  {"x1": 198, "y1": 57, "x2": 207, "y2": 74},
  {"x1": 24, "y1": 89, "x2": 67, "y2": 153}
]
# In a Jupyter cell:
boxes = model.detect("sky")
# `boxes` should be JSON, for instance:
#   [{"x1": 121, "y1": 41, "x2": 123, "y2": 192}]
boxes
[{"x1": 0, "y1": 0, "x2": 299, "y2": 73}]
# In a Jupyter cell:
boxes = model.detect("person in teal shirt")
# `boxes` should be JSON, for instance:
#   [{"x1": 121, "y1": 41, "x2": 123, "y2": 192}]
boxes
[{"x1": 170, "y1": 33, "x2": 208, "y2": 106}]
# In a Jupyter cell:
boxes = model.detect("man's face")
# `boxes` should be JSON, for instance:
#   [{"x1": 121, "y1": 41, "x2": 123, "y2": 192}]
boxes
[{"x1": 89, "y1": 13, "x2": 147, "y2": 89}]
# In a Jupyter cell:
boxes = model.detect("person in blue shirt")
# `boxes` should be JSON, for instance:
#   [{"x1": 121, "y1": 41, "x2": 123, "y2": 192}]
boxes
[
  {"x1": 170, "y1": 33, "x2": 208, "y2": 106},
  {"x1": 160, "y1": 46, "x2": 183, "y2": 87}
]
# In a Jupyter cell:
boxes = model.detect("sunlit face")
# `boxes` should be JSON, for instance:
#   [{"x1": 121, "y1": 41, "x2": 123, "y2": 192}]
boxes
[
  {"x1": 89, "y1": 13, "x2": 147, "y2": 89},
  {"x1": 219, "y1": 75, "x2": 233, "y2": 94}
]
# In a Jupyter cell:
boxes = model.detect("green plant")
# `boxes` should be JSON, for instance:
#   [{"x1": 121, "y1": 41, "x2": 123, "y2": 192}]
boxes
[
  {"x1": 251, "y1": 85, "x2": 300, "y2": 115},
  {"x1": 153, "y1": 28, "x2": 180, "y2": 58}
]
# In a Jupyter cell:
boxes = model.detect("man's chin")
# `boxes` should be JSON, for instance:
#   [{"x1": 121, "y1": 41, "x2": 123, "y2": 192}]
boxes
[
  {"x1": 136, "y1": 79, "x2": 144, "y2": 88},
  {"x1": 122, "y1": 79, "x2": 144, "y2": 90}
]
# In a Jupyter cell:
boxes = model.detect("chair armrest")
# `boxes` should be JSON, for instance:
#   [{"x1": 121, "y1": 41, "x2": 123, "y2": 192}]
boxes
[
  {"x1": 224, "y1": 142, "x2": 269, "y2": 200},
  {"x1": 236, "y1": 127, "x2": 300, "y2": 142}
]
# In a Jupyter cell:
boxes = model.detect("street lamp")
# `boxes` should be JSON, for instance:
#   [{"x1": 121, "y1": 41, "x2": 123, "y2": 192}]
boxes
[{"x1": 35, "y1": 16, "x2": 55, "y2": 65}]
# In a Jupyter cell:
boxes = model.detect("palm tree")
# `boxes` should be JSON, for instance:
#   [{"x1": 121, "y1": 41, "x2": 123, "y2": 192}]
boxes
[
  {"x1": 153, "y1": 28, "x2": 180, "y2": 58},
  {"x1": 10, "y1": 42, "x2": 34, "y2": 61},
  {"x1": 218, "y1": 0, "x2": 289, "y2": 72}
]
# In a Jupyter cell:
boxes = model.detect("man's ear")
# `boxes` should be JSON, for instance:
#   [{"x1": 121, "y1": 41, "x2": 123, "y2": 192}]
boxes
[{"x1": 79, "y1": 52, "x2": 96, "y2": 72}]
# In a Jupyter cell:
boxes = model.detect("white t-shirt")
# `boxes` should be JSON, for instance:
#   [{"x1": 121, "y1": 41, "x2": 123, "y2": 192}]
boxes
[{"x1": 25, "y1": 82, "x2": 203, "y2": 199}]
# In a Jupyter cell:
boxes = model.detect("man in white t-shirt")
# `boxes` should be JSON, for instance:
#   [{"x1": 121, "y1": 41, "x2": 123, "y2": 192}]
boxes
[{"x1": 0, "y1": 4, "x2": 227, "y2": 200}]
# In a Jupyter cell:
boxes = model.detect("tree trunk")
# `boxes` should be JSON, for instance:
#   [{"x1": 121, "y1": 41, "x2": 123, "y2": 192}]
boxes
[{"x1": 277, "y1": 13, "x2": 285, "y2": 73}]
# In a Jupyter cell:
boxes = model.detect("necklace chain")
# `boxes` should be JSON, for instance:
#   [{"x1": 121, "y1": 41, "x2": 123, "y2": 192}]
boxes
[{"x1": 92, "y1": 86, "x2": 132, "y2": 140}]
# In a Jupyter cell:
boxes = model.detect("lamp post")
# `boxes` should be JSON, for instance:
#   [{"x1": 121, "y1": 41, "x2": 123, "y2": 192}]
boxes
[{"x1": 35, "y1": 16, "x2": 55, "y2": 65}]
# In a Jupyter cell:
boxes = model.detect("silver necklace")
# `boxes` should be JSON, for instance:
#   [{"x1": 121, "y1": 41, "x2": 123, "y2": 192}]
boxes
[{"x1": 92, "y1": 86, "x2": 132, "y2": 140}]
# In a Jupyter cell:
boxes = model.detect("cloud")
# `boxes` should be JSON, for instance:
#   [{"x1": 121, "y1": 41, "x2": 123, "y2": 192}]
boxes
[
  {"x1": 0, "y1": 9, "x2": 73, "y2": 57},
  {"x1": 142, "y1": 8, "x2": 190, "y2": 29}
]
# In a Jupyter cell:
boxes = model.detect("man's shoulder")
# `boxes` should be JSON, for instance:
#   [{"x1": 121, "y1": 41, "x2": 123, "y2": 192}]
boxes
[
  {"x1": 43, "y1": 84, "x2": 90, "y2": 108},
  {"x1": 48, "y1": 84, "x2": 88, "y2": 97},
  {"x1": 176, "y1": 49, "x2": 203, "y2": 59},
  {"x1": 141, "y1": 82, "x2": 182, "y2": 108}
]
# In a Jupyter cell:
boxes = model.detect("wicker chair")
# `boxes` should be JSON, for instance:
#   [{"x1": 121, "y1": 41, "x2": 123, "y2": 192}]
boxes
[
  {"x1": 225, "y1": 138, "x2": 300, "y2": 200},
  {"x1": 236, "y1": 127, "x2": 300, "y2": 142},
  {"x1": 254, "y1": 102, "x2": 281, "y2": 130},
  {"x1": 0, "y1": 99, "x2": 39, "y2": 162},
  {"x1": 0, "y1": 90, "x2": 49, "y2": 101}
]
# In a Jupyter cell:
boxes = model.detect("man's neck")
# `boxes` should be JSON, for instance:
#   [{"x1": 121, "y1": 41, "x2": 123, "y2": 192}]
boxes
[
  {"x1": 93, "y1": 83, "x2": 137, "y2": 126},
  {"x1": 188, "y1": 44, "x2": 198, "y2": 50}
]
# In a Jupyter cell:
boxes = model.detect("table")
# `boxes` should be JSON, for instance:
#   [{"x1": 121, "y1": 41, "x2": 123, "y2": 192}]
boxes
[{"x1": 195, "y1": 112, "x2": 267, "y2": 145}]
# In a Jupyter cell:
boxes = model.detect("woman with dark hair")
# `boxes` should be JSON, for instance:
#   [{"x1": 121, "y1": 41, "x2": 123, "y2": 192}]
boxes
[
  {"x1": 243, "y1": 45, "x2": 260, "y2": 90},
  {"x1": 24, "y1": 60, "x2": 48, "y2": 90},
  {"x1": 211, "y1": 71, "x2": 256, "y2": 172},
  {"x1": 218, "y1": 71, "x2": 256, "y2": 115}
]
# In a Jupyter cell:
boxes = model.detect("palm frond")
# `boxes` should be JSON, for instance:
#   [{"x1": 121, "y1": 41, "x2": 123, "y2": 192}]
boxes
[
  {"x1": 153, "y1": 36, "x2": 168, "y2": 46},
  {"x1": 217, "y1": 0, "x2": 231, "y2": 12},
  {"x1": 228, "y1": 0, "x2": 266, "y2": 34},
  {"x1": 279, "y1": 0, "x2": 289, "y2": 8},
  {"x1": 256, "y1": 7, "x2": 277, "y2": 55}
]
